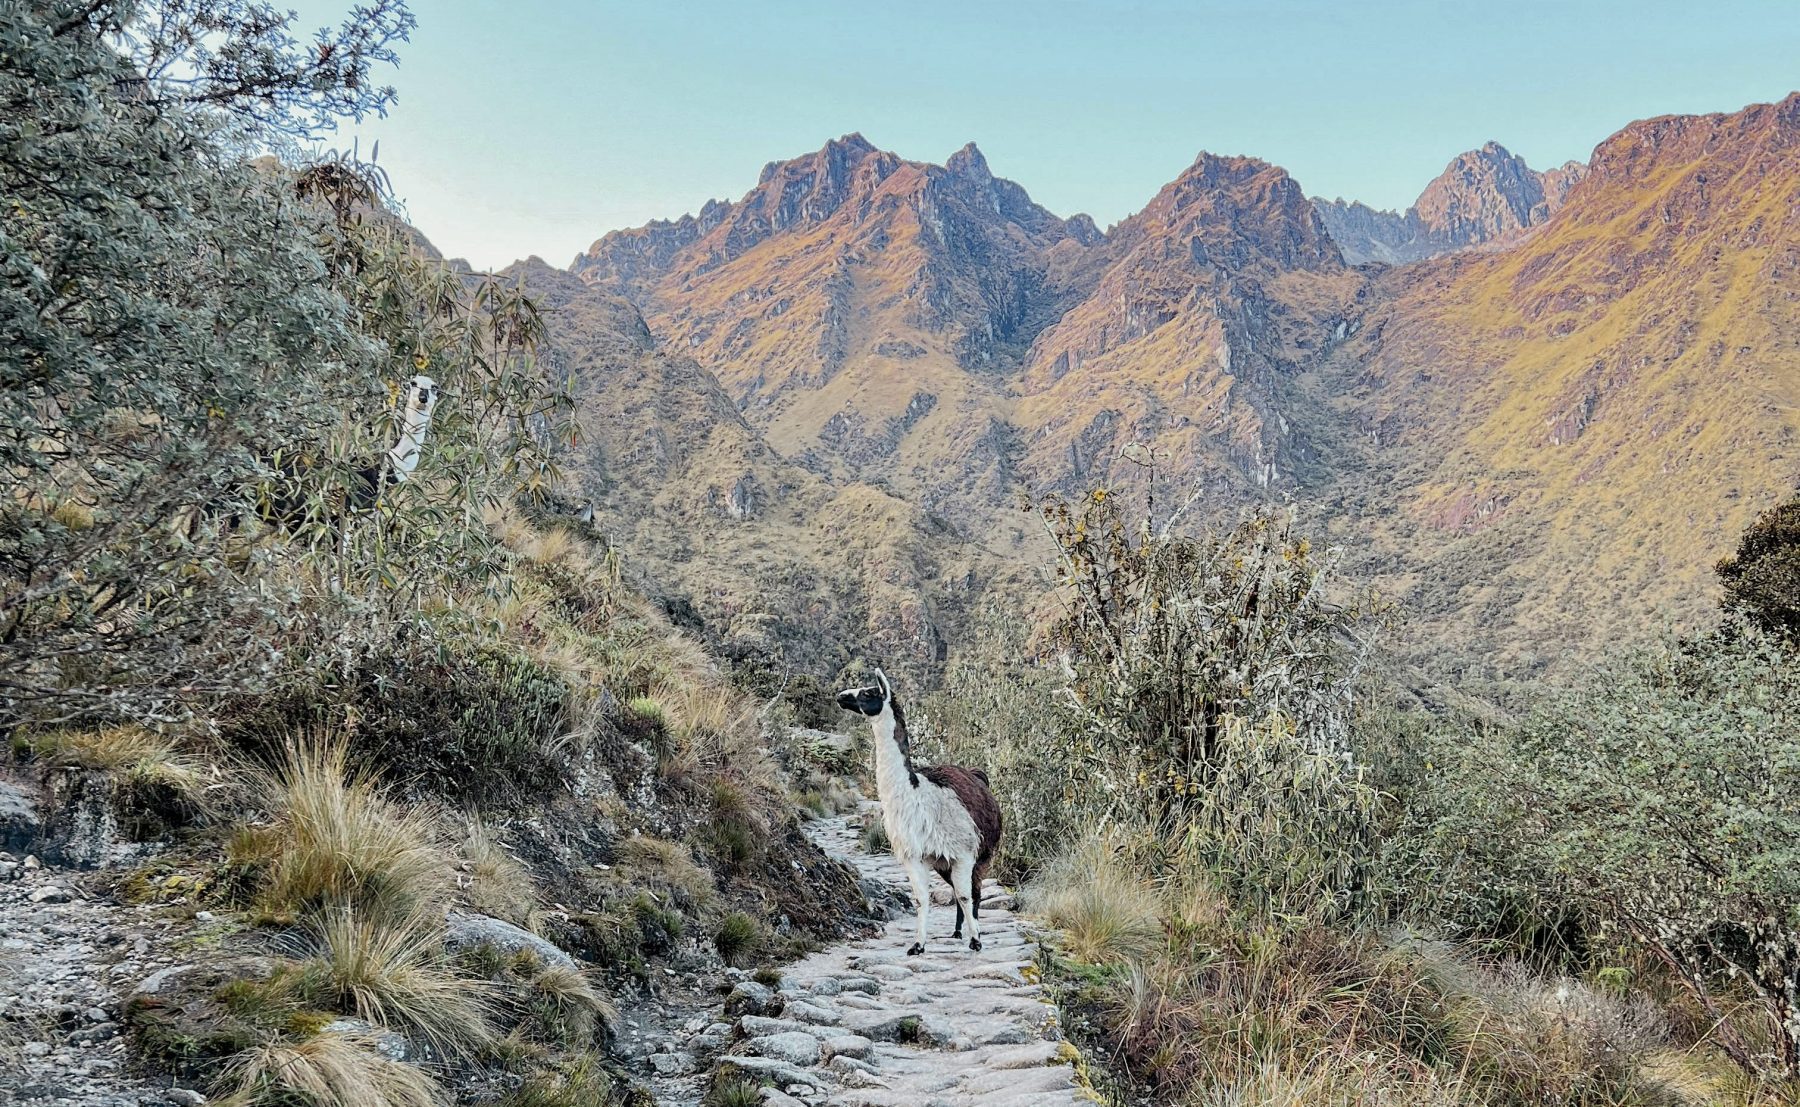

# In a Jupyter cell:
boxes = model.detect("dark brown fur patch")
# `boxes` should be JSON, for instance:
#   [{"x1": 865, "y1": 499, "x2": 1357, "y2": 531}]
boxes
[{"x1": 920, "y1": 765, "x2": 1003, "y2": 868}]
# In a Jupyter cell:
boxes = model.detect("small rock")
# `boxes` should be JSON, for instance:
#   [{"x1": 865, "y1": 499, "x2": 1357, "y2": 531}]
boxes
[
  {"x1": 744, "y1": 1031, "x2": 821, "y2": 1066},
  {"x1": 718, "y1": 1056, "x2": 815, "y2": 1089},
  {"x1": 23, "y1": 1040, "x2": 51, "y2": 1057},
  {"x1": 647, "y1": 1051, "x2": 693, "y2": 1075},
  {"x1": 133, "y1": 965, "x2": 191, "y2": 996},
  {"x1": 23, "y1": 854, "x2": 40, "y2": 869},
  {"x1": 821, "y1": 1034, "x2": 871, "y2": 1059},
  {"x1": 758, "y1": 1093, "x2": 806, "y2": 1107},
  {"x1": 783, "y1": 999, "x2": 840, "y2": 1026},
  {"x1": 738, "y1": 1015, "x2": 810, "y2": 1038},
  {"x1": 28, "y1": 885, "x2": 70, "y2": 904},
  {"x1": 194, "y1": 910, "x2": 215, "y2": 922},
  {"x1": 84, "y1": 1006, "x2": 107, "y2": 1022},
  {"x1": 808, "y1": 976, "x2": 842, "y2": 996},
  {"x1": 724, "y1": 980, "x2": 778, "y2": 1016},
  {"x1": 783, "y1": 1086, "x2": 813, "y2": 1098},
  {"x1": 166, "y1": 1089, "x2": 207, "y2": 1107},
  {"x1": 827, "y1": 1054, "x2": 879, "y2": 1077}
]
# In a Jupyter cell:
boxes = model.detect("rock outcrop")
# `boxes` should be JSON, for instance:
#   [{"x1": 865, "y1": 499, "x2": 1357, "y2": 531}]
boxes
[{"x1": 1313, "y1": 142, "x2": 1588, "y2": 264}]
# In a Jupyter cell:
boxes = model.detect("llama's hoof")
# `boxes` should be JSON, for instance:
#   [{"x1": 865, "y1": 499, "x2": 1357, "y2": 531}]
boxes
[
  {"x1": 906, "y1": 942, "x2": 925, "y2": 956},
  {"x1": 969, "y1": 937, "x2": 983, "y2": 952},
  {"x1": 951, "y1": 929, "x2": 963, "y2": 940}
]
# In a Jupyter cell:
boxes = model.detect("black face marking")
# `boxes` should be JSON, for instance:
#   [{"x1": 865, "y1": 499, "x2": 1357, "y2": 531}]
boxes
[{"x1": 835, "y1": 683, "x2": 887, "y2": 716}]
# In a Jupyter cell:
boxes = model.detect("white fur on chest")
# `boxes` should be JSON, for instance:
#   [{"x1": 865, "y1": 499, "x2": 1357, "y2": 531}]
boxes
[{"x1": 871, "y1": 707, "x2": 978, "y2": 868}]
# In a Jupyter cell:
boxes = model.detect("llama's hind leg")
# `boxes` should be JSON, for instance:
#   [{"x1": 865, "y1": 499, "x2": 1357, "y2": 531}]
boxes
[
  {"x1": 952, "y1": 856, "x2": 982, "y2": 952},
  {"x1": 903, "y1": 858, "x2": 931, "y2": 956},
  {"x1": 936, "y1": 868, "x2": 964, "y2": 938}
]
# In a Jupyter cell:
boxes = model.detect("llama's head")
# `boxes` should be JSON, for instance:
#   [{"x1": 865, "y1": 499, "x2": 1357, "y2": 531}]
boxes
[
  {"x1": 400, "y1": 374, "x2": 438, "y2": 433},
  {"x1": 836, "y1": 668, "x2": 894, "y2": 718}
]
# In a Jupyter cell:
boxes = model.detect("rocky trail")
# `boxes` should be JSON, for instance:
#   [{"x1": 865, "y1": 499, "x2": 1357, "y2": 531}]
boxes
[
  {"x1": 0, "y1": 851, "x2": 188, "y2": 1107},
  {"x1": 0, "y1": 790, "x2": 1090, "y2": 1107},
  {"x1": 632, "y1": 804, "x2": 1090, "y2": 1107}
]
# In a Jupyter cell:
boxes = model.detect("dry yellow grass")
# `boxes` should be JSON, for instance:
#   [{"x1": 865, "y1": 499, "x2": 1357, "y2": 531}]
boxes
[
  {"x1": 618, "y1": 835, "x2": 715, "y2": 903},
  {"x1": 460, "y1": 822, "x2": 541, "y2": 929},
  {"x1": 256, "y1": 736, "x2": 447, "y2": 922},
  {"x1": 32, "y1": 726, "x2": 211, "y2": 808},
  {"x1": 1027, "y1": 834, "x2": 1164, "y2": 965},
  {"x1": 220, "y1": 1029, "x2": 441, "y2": 1107},
  {"x1": 294, "y1": 906, "x2": 495, "y2": 1059}
]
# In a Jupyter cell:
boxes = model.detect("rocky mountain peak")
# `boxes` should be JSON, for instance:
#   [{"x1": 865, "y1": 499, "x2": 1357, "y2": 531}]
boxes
[
  {"x1": 1313, "y1": 142, "x2": 1589, "y2": 265},
  {"x1": 945, "y1": 141, "x2": 991, "y2": 179}
]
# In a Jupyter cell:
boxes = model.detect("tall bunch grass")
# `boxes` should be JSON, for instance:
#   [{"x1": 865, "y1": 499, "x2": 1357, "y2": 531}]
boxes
[{"x1": 255, "y1": 736, "x2": 447, "y2": 922}]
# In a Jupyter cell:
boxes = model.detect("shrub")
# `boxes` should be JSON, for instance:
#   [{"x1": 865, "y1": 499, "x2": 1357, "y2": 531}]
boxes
[
  {"x1": 248, "y1": 617, "x2": 576, "y2": 806},
  {"x1": 1041, "y1": 495, "x2": 1374, "y2": 848},
  {"x1": 1426, "y1": 626, "x2": 1800, "y2": 1084},
  {"x1": 1717, "y1": 492, "x2": 1800, "y2": 636}
]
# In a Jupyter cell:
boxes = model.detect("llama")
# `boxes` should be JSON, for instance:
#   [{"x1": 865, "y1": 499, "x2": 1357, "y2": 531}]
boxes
[
  {"x1": 376, "y1": 373, "x2": 438, "y2": 490},
  {"x1": 838, "y1": 669, "x2": 1002, "y2": 954},
  {"x1": 256, "y1": 374, "x2": 438, "y2": 528}
]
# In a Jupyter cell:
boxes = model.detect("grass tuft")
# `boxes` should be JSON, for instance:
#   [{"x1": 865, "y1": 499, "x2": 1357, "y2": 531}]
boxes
[
  {"x1": 220, "y1": 1029, "x2": 441, "y2": 1107},
  {"x1": 1028, "y1": 835, "x2": 1163, "y2": 965},
  {"x1": 713, "y1": 912, "x2": 761, "y2": 966},
  {"x1": 290, "y1": 906, "x2": 495, "y2": 1059},
  {"x1": 255, "y1": 736, "x2": 448, "y2": 923}
]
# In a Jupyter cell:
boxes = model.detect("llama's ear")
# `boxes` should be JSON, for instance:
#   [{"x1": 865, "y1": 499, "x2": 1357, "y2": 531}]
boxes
[{"x1": 873, "y1": 668, "x2": 891, "y2": 701}]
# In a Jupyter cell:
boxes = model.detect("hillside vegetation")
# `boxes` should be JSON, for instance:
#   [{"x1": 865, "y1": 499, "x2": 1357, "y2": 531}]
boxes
[
  {"x1": 917, "y1": 487, "x2": 1800, "y2": 1105},
  {"x1": 1, "y1": 6, "x2": 864, "y2": 1105}
]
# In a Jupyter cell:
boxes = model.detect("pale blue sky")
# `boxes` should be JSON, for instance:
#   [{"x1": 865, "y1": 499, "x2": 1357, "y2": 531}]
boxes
[{"x1": 294, "y1": 0, "x2": 1800, "y2": 270}]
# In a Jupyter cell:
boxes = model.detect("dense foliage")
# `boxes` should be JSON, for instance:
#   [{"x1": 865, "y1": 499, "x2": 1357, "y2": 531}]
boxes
[
  {"x1": 1717, "y1": 491, "x2": 1800, "y2": 636},
  {"x1": 0, "y1": 1, "x2": 571, "y2": 730}
]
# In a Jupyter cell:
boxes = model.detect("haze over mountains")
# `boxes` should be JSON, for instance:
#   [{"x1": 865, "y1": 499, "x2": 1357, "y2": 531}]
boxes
[{"x1": 525, "y1": 93, "x2": 1800, "y2": 689}]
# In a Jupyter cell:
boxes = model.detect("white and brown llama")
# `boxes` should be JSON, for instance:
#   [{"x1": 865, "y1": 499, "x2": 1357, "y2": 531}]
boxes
[{"x1": 837, "y1": 669, "x2": 1002, "y2": 954}]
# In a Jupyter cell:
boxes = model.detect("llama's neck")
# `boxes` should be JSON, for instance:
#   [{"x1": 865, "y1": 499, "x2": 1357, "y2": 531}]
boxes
[
  {"x1": 870, "y1": 701, "x2": 918, "y2": 804},
  {"x1": 387, "y1": 412, "x2": 432, "y2": 482}
]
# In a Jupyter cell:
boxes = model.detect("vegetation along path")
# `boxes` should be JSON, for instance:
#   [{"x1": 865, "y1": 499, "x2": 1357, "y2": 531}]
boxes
[{"x1": 642, "y1": 803, "x2": 1088, "y2": 1107}]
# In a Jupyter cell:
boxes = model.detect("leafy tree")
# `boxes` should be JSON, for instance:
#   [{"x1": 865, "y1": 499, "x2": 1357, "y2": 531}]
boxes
[
  {"x1": 1034, "y1": 487, "x2": 1383, "y2": 920},
  {"x1": 0, "y1": 2, "x2": 571, "y2": 728},
  {"x1": 1717, "y1": 491, "x2": 1800, "y2": 637}
]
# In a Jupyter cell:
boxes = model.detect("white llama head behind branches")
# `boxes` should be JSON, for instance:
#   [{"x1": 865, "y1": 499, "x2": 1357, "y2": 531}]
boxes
[{"x1": 387, "y1": 373, "x2": 438, "y2": 482}]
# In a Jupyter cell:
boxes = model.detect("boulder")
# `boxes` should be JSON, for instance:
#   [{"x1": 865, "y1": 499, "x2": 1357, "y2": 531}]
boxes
[
  {"x1": 444, "y1": 911, "x2": 576, "y2": 971},
  {"x1": 742, "y1": 1031, "x2": 821, "y2": 1066}
]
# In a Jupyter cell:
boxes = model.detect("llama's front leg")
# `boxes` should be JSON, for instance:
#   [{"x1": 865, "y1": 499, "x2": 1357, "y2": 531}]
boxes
[
  {"x1": 951, "y1": 856, "x2": 982, "y2": 952},
  {"x1": 903, "y1": 858, "x2": 931, "y2": 956}
]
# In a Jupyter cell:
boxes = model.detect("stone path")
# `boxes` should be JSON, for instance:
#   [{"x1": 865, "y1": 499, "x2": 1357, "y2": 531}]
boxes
[
  {"x1": 642, "y1": 803, "x2": 1090, "y2": 1107},
  {"x1": 0, "y1": 851, "x2": 187, "y2": 1107}
]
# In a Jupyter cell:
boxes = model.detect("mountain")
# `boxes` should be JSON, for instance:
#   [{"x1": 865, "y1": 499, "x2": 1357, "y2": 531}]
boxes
[
  {"x1": 545, "y1": 94, "x2": 1800, "y2": 688},
  {"x1": 1314, "y1": 142, "x2": 1589, "y2": 265},
  {"x1": 1314, "y1": 93, "x2": 1800, "y2": 679},
  {"x1": 1015, "y1": 153, "x2": 1360, "y2": 497},
  {"x1": 572, "y1": 135, "x2": 1098, "y2": 524},
  {"x1": 504, "y1": 256, "x2": 1006, "y2": 677}
]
